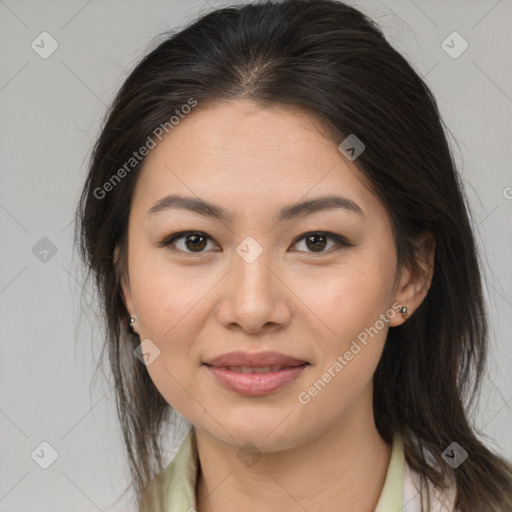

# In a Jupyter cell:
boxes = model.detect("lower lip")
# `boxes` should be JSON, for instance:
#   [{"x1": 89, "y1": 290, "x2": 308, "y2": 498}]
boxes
[{"x1": 204, "y1": 364, "x2": 309, "y2": 395}]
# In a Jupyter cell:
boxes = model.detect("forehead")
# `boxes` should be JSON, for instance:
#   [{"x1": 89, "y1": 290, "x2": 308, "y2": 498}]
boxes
[
  {"x1": 131, "y1": 99, "x2": 382, "y2": 223},
  {"x1": 145, "y1": 99, "x2": 340, "y2": 164}
]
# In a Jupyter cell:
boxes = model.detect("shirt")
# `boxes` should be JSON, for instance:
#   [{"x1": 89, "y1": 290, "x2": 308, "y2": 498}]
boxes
[{"x1": 145, "y1": 426, "x2": 457, "y2": 511}]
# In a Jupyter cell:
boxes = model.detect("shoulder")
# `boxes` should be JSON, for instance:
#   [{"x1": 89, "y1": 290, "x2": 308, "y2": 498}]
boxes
[{"x1": 141, "y1": 427, "x2": 199, "y2": 511}]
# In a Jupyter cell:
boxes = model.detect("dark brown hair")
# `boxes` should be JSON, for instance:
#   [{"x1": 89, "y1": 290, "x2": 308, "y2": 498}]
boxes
[{"x1": 74, "y1": 1, "x2": 512, "y2": 510}]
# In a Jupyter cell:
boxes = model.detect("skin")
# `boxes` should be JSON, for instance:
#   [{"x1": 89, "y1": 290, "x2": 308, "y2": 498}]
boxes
[{"x1": 117, "y1": 99, "x2": 434, "y2": 511}]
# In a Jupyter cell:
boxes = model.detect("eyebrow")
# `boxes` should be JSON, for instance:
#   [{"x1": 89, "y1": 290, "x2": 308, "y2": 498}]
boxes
[{"x1": 146, "y1": 194, "x2": 363, "y2": 223}]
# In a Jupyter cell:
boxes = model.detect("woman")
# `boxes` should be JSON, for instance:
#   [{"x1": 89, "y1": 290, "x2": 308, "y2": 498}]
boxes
[{"x1": 74, "y1": 0, "x2": 512, "y2": 510}]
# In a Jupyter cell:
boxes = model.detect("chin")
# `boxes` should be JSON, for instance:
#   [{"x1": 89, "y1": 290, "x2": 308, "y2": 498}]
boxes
[{"x1": 197, "y1": 415, "x2": 309, "y2": 453}]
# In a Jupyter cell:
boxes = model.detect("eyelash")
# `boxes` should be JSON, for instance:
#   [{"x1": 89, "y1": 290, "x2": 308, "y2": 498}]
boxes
[{"x1": 158, "y1": 230, "x2": 352, "y2": 256}]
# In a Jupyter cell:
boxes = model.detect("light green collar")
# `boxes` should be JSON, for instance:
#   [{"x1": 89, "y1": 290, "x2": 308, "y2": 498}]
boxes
[
  {"x1": 375, "y1": 432, "x2": 404, "y2": 511},
  {"x1": 153, "y1": 427, "x2": 403, "y2": 511}
]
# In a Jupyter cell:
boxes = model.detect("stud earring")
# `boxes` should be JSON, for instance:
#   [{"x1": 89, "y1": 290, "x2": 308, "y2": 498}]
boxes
[
  {"x1": 130, "y1": 317, "x2": 136, "y2": 331},
  {"x1": 399, "y1": 306, "x2": 408, "y2": 318}
]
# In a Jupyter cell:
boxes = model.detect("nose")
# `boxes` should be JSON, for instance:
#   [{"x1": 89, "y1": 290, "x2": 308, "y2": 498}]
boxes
[{"x1": 215, "y1": 244, "x2": 292, "y2": 334}]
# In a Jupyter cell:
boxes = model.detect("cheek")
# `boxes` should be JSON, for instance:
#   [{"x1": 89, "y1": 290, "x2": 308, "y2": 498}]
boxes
[
  {"x1": 144, "y1": 359, "x2": 202, "y2": 424},
  {"x1": 296, "y1": 251, "x2": 396, "y2": 387},
  {"x1": 298, "y1": 257, "x2": 395, "y2": 340},
  {"x1": 129, "y1": 252, "x2": 208, "y2": 338},
  {"x1": 127, "y1": 258, "x2": 212, "y2": 409},
  {"x1": 136, "y1": 288, "x2": 203, "y2": 416},
  {"x1": 296, "y1": 278, "x2": 392, "y2": 417}
]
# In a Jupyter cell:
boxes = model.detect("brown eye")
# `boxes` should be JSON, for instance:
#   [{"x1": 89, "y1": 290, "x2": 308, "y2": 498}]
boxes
[
  {"x1": 183, "y1": 232, "x2": 208, "y2": 252},
  {"x1": 161, "y1": 231, "x2": 216, "y2": 254},
  {"x1": 292, "y1": 232, "x2": 349, "y2": 254},
  {"x1": 304, "y1": 233, "x2": 328, "y2": 252},
  {"x1": 160, "y1": 230, "x2": 350, "y2": 256}
]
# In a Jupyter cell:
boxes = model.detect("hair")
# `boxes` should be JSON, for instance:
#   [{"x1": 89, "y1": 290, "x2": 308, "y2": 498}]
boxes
[{"x1": 74, "y1": 0, "x2": 512, "y2": 510}]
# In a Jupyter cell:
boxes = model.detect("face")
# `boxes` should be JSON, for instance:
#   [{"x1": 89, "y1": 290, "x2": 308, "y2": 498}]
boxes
[{"x1": 119, "y1": 99, "x2": 415, "y2": 452}]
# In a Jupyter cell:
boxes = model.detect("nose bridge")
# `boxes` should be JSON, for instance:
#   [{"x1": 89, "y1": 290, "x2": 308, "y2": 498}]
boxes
[
  {"x1": 232, "y1": 234, "x2": 275, "y2": 296},
  {"x1": 216, "y1": 234, "x2": 291, "y2": 332}
]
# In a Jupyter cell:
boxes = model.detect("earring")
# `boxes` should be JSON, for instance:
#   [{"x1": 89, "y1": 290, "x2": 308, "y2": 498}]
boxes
[
  {"x1": 129, "y1": 317, "x2": 136, "y2": 331},
  {"x1": 399, "y1": 305, "x2": 408, "y2": 318}
]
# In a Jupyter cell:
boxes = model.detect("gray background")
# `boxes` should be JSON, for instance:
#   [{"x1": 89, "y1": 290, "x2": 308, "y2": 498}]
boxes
[{"x1": 1, "y1": 0, "x2": 511, "y2": 510}]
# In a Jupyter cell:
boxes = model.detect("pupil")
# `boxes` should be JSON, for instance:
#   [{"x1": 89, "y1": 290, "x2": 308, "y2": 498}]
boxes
[
  {"x1": 186, "y1": 233, "x2": 207, "y2": 251},
  {"x1": 307, "y1": 234, "x2": 326, "y2": 252}
]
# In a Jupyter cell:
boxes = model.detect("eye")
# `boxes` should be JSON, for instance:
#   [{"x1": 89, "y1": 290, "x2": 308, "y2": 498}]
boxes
[
  {"x1": 159, "y1": 231, "x2": 219, "y2": 254},
  {"x1": 159, "y1": 230, "x2": 352, "y2": 255},
  {"x1": 291, "y1": 231, "x2": 351, "y2": 254}
]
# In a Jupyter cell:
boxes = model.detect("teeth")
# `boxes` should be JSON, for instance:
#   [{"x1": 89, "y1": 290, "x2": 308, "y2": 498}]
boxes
[{"x1": 223, "y1": 365, "x2": 285, "y2": 373}]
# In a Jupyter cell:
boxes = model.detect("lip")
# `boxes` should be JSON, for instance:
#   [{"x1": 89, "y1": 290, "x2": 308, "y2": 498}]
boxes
[
  {"x1": 203, "y1": 351, "x2": 310, "y2": 396},
  {"x1": 204, "y1": 364, "x2": 309, "y2": 395},
  {"x1": 203, "y1": 350, "x2": 308, "y2": 368}
]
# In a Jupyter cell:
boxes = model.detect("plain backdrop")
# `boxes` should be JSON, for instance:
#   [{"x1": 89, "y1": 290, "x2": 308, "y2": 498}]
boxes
[{"x1": 1, "y1": 0, "x2": 511, "y2": 510}]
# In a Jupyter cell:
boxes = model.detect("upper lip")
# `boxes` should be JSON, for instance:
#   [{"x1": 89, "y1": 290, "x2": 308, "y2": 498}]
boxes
[{"x1": 203, "y1": 351, "x2": 308, "y2": 368}]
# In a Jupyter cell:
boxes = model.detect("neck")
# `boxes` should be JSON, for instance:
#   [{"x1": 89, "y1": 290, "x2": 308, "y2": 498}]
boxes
[{"x1": 194, "y1": 389, "x2": 392, "y2": 512}]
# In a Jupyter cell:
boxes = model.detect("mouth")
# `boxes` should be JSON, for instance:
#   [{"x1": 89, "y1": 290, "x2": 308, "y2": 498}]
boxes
[
  {"x1": 203, "y1": 363, "x2": 310, "y2": 395},
  {"x1": 202, "y1": 350, "x2": 309, "y2": 368},
  {"x1": 204, "y1": 363, "x2": 306, "y2": 373}
]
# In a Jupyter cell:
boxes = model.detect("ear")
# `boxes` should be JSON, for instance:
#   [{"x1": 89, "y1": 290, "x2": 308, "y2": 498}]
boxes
[
  {"x1": 389, "y1": 232, "x2": 435, "y2": 327},
  {"x1": 114, "y1": 246, "x2": 136, "y2": 319}
]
